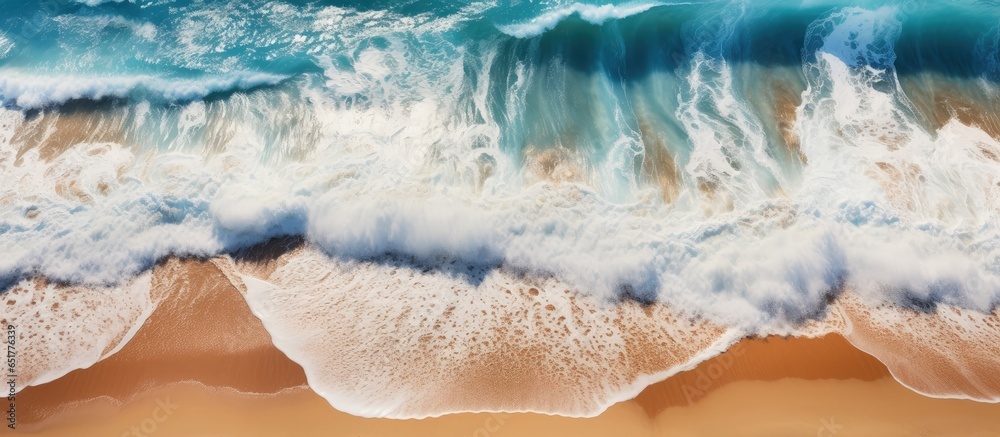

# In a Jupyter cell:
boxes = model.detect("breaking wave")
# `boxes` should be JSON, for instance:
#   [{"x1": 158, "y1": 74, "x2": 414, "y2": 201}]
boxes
[{"x1": 3, "y1": 0, "x2": 1000, "y2": 419}]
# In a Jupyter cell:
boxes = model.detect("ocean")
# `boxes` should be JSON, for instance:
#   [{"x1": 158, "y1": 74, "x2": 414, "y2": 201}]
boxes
[{"x1": 2, "y1": 0, "x2": 1000, "y2": 418}]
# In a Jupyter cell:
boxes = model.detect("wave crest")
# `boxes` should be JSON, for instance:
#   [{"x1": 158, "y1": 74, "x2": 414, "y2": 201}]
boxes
[
  {"x1": 72, "y1": 0, "x2": 131, "y2": 6},
  {"x1": 497, "y1": 2, "x2": 670, "y2": 38},
  {"x1": 0, "y1": 72, "x2": 288, "y2": 109}
]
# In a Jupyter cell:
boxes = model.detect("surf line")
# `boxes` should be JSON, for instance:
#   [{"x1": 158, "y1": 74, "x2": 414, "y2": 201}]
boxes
[{"x1": 6, "y1": 324, "x2": 15, "y2": 430}]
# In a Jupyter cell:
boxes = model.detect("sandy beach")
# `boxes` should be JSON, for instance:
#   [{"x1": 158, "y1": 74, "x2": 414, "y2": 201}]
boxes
[
  {"x1": 11, "y1": 260, "x2": 1000, "y2": 436},
  {"x1": 15, "y1": 335, "x2": 1000, "y2": 437},
  {"x1": 17, "y1": 376, "x2": 1000, "y2": 437}
]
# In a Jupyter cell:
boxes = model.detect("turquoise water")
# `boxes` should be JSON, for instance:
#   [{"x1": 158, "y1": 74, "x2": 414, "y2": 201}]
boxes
[{"x1": 1, "y1": 0, "x2": 1000, "y2": 323}]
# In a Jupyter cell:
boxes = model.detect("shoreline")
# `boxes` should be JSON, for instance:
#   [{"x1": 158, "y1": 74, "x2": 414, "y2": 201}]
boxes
[
  {"x1": 9, "y1": 258, "x2": 1000, "y2": 435},
  {"x1": 14, "y1": 335, "x2": 1000, "y2": 436}
]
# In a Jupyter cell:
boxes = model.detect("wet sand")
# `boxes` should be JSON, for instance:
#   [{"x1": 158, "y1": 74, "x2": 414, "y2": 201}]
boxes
[
  {"x1": 11, "y1": 259, "x2": 1000, "y2": 436},
  {"x1": 18, "y1": 376, "x2": 1000, "y2": 437},
  {"x1": 11, "y1": 104, "x2": 131, "y2": 164},
  {"x1": 15, "y1": 335, "x2": 1000, "y2": 437},
  {"x1": 14, "y1": 259, "x2": 308, "y2": 425}
]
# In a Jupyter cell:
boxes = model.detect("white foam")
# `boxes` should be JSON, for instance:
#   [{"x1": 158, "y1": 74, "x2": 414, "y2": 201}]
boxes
[
  {"x1": 55, "y1": 14, "x2": 158, "y2": 41},
  {"x1": 0, "y1": 71, "x2": 287, "y2": 109},
  {"x1": 498, "y1": 2, "x2": 669, "y2": 38},
  {"x1": 835, "y1": 294, "x2": 1000, "y2": 403},
  {"x1": 3, "y1": 7, "x2": 1000, "y2": 324},
  {"x1": 0, "y1": 139, "x2": 222, "y2": 285},
  {"x1": 1, "y1": 273, "x2": 154, "y2": 390},
  {"x1": 72, "y1": 0, "x2": 131, "y2": 6},
  {"x1": 0, "y1": 33, "x2": 13, "y2": 59},
  {"x1": 239, "y1": 247, "x2": 737, "y2": 418}
]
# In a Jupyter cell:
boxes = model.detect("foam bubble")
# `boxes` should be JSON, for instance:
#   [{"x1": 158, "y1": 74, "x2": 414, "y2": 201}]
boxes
[
  {"x1": 836, "y1": 294, "x2": 1000, "y2": 402},
  {"x1": 238, "y1": 247, "x2": 738, "y2": 418},
  {"x1": 1, "y1": 273, "x2": 154, "y2": 389}
]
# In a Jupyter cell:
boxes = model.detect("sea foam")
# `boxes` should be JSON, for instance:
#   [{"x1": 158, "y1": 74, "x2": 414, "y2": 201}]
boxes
[
  {"x1": 497, "y1": 2, "x2": 670, "y2": 38},
  {"x1": 0, "y1": 72, "x2": 287, "y2": 109},
  {"x1": 72, "y1": 0, "x2": 131, "y2": 6}
]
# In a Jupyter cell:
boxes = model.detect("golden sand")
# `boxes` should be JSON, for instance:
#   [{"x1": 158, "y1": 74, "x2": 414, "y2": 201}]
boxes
[
  {"x1": 632, "y1": 334, "x2": 890, "y2": 416},
  {"x1": 11, "y1": 259, "x2": 1000, "y2": 436},
  {"x1": 15, "y1": 259, "x2": 308, "y2": 425},
  {"x1": 15, "y1": 335, "x2": 1000, "y2": 437},
  {"x1": 770, "y1": 79, "x2": 809, "y2": 164},
  {"x1": 11, "y1": 106, "x2": 131, "y2": 163},
  {"x1": 901, "y1": 73, "x2": 1000, "y2": 141},
  {"x1": 522, "y1": 145, "x2": 587, "y2": 184},
  {"x1": 839, "y1": 297, "x2": 1000, "y2": 402},
  {"x1": 637, "y1": 119, "x2": 681, "y2": 203}
]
